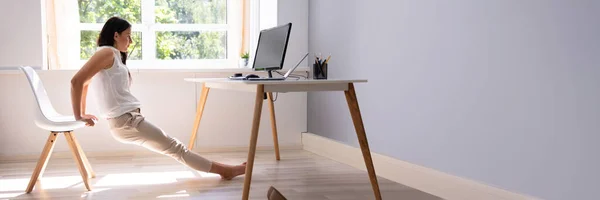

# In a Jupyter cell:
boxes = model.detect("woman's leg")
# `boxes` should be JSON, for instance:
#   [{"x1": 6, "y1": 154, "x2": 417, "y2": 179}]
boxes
[{"x1": 108, "y1": 110, "x2": 246, "y2": 179}]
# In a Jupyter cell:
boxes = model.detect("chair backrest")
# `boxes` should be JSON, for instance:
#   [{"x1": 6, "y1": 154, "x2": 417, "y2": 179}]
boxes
[{"x1": 20, "y1": 66, "x2": 60, "y2": 119}]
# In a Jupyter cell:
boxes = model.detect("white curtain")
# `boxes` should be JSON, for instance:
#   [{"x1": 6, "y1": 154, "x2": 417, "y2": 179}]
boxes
[
  {"x1": 241, "y1": 0, "x2": 249, "y2": 56},
  {"x1": 46, "y1": 0, "x2": 80, "y2": 70}
]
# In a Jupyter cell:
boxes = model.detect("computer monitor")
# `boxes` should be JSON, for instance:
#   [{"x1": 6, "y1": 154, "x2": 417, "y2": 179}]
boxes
[{"x1": 252, "y1": 23, "x2": 292, "y2": 76}]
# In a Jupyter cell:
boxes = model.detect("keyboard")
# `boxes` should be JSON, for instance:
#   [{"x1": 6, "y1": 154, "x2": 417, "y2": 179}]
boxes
[
  {"x1": 228, "y1": 76, "x2": 286, "y2": 81},
  {"x1": 229, "y1": 76, "x2": 247, "y2": 80},
  {"x1": 247, "y1": 77, "x2": 285, "y2": 81}
]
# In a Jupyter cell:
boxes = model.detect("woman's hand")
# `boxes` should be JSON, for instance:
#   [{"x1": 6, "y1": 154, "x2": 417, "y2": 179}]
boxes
[{"x1": 77, "y1": 114, "x2": 98, "y2": 127}]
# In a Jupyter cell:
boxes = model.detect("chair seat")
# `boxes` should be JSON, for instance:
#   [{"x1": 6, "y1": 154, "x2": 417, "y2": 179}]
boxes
[{"x1": 35, "y1": 115, "x2": 87, "y2": 132}]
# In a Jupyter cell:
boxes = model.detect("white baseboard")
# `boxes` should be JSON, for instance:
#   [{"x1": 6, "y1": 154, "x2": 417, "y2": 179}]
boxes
[
  {"x1": 0, "y1": 145, "x2": 303, "y2": 162},
  {"x1": 301, "y1": 132, "x2": 539, "y2": 200}
]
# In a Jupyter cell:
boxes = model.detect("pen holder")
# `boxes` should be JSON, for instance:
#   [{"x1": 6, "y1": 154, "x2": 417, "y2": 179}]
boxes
[{"x1": 313, "y1": 63, "x2": 328, "y2": 79}]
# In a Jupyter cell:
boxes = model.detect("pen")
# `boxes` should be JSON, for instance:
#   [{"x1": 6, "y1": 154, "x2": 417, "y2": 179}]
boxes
[
  {"x1": 318, "y1": 58, "x2": 325, "y2": 77},
  {"x1": 315, "y1": 54, "x2": 320, "y2": 64},
  {"x1": 314, "y1": 57, "x2": 322, "y2": 76},
  {"x1": 324, "y1": 55, "x2": 331, "y2": 65}
]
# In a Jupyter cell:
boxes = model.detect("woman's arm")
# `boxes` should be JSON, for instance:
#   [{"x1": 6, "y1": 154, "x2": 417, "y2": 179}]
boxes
[
  {"x1": 81, "y1": 84, "x2": 89, "y2": 115},
  {"x1": 71, "y1": 48, "x2": 113, "y2": 126}
]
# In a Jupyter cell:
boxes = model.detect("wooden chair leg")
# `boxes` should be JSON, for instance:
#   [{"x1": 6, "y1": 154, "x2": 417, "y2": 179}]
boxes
[
  {"x1": 64, "y1": 132, "x2": 91, "y2": 191},
  {"x1": 267, "y1": 92, "x2": 281, "y2": 160},
  {"x1": 70, "y1": 132, "x2": 95, "y2": 178},
  {"x1": 25, "y1": 132, "x2": 59, "y2": 193},
  {"x1": 243, "y1": 85, "x2": 265, "y2": 200},
  {"x1": 189, "y1": 83, "x2": 210, "y2": 150},
  {"x1": 344, "y1": 83, "x2": 382, "y2": 200}
]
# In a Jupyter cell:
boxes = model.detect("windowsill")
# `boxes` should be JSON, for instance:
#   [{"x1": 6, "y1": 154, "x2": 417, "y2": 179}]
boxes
[{"x1": 0, "y1": 66, "x2": 310, "y2": 75}]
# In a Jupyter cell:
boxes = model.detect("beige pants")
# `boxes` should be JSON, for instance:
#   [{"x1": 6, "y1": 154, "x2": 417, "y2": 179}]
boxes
[{"x1": 107, "y1": 108, "x2": 212, "y2": 172}]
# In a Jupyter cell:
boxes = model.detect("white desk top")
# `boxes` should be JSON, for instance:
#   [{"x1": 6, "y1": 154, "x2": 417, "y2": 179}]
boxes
[
  {"x1": 184, "y1": 78, "x2": 367, "y2": 93},
  {"x1": 184, "y1": 78, "x2": 367, "y2": 85}
]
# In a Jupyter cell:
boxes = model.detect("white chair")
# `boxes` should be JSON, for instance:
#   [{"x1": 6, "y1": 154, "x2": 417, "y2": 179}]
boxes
[{"x1": 19, "y1": 66, "x2": 95, "y2": 193}]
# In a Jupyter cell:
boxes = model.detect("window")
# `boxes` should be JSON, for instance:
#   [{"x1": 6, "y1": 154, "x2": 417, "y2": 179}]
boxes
[{"x1": 75, "y1": 0, "x2": 242, "y2": 69}]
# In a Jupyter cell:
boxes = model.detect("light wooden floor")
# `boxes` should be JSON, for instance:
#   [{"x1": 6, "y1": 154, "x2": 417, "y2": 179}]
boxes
[{"x1": 0, "y1": 150, "x2": 442, "y2": 200}]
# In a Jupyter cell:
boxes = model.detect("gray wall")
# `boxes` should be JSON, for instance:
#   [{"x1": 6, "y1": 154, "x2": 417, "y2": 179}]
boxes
[{"x1": 308, "y1": 1, "x2": 600, "y2": 200}]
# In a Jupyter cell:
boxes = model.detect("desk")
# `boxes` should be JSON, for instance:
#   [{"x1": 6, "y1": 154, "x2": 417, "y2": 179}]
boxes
[{"x1": 184, "y1": 78, "x2": 382, "y2": 200}]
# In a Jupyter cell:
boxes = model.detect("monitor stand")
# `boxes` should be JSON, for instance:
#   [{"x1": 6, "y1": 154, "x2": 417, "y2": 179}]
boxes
[{"x1": 267, "y1": 70, "x2": 274, "y2": 78}]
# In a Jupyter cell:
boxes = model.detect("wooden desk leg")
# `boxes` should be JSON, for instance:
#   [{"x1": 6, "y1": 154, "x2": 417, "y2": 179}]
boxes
[
  {"x1": 267, "y1": 92, "x2": 281, "y2": 160},
  {"x1": 189, "y1": 83, "x2": 210, "y2": 150},
  {"x1": 243, "y1": 85, "x2": 265, "y2": 200},
  {"x1": 344, "y1": 83, "x2": 382, "y2": 200}
]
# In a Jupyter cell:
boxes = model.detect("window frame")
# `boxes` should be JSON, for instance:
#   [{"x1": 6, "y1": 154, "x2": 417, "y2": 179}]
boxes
[{"x1": 76, "y1": 0, "x2": 242, "y2": 70}]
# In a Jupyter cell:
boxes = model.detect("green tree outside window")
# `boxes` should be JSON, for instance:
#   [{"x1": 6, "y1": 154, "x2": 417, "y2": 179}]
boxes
[{"x1": 78, "y1": 0, "x2": 227, "y2": 60}]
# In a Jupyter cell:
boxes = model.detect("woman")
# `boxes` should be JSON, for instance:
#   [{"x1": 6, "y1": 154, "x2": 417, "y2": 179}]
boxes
[{"x1": 70, "y1": 16, "x2": 246, "y2": 180}]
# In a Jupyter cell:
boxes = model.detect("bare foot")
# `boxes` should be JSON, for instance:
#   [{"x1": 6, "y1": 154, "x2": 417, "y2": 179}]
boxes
[{"x1": 218, "y1": 162, "x2": 247, "y2": 180}]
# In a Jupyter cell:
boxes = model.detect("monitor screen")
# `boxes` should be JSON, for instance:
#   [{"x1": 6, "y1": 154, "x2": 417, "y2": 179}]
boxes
[{"x1": 252, "y1": 23, "x2": 292, "y2": 71}]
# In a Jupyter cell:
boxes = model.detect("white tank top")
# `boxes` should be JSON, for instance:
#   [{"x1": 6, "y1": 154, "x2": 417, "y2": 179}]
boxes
[{"x1": 90, "y1": 46, "x2": 141, "y2": 119}]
